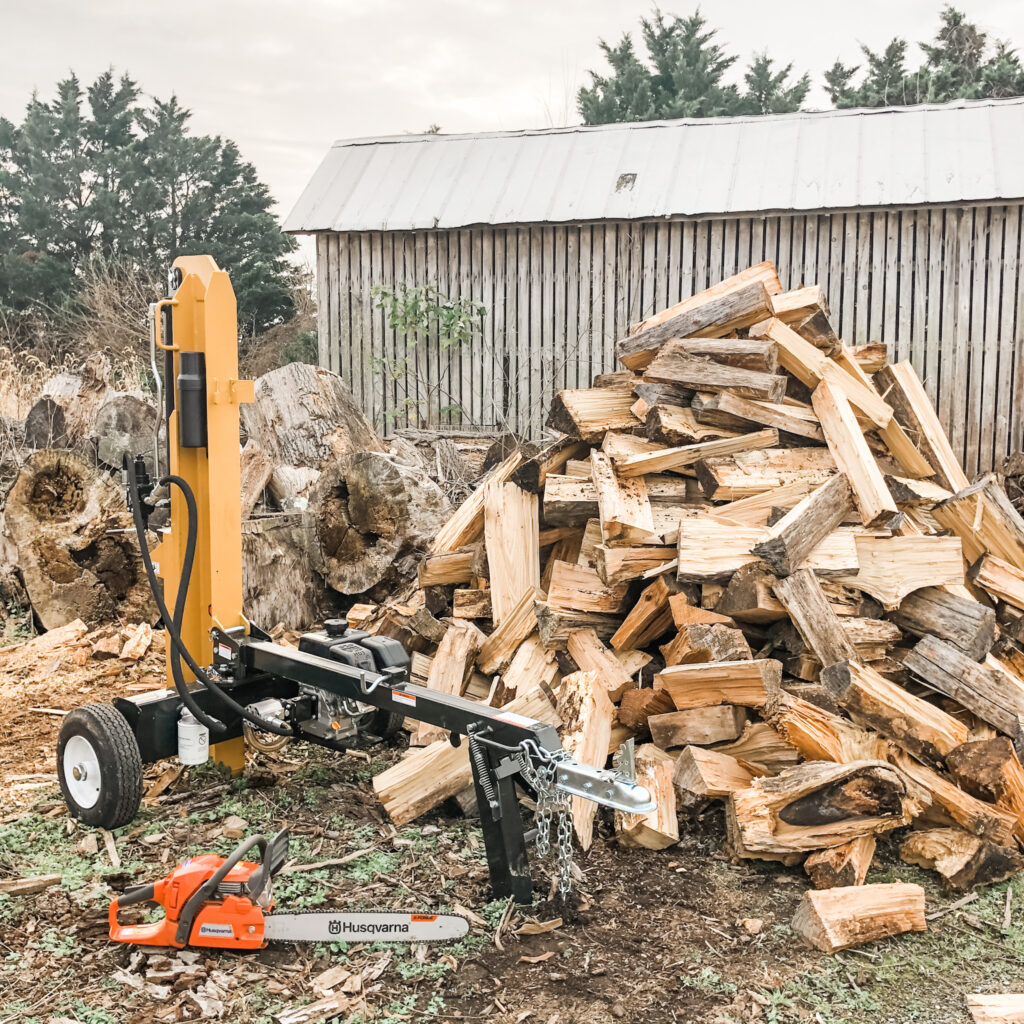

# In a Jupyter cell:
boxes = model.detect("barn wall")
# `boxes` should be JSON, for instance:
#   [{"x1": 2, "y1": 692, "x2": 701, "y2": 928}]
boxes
[{"x1": 317, "y1": 202, "x2": 1024, "y2": 476}]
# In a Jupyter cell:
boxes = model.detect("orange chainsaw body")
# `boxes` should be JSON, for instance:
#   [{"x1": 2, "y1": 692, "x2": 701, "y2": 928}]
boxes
[{"x1": 109, "y1": 852, "x2": 270, "y2": 950}]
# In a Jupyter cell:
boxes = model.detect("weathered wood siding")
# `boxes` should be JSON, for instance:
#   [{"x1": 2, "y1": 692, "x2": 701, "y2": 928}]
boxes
[{"x1": 317, "y1": 201, "x2": 1024, "y2": 476}]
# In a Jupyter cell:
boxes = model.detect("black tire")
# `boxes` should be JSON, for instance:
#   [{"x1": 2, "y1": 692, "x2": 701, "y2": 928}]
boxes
[
  {"x1": 57, "y1": 704, "x2": 143, "y2": 829},
  {"x1": 368, "y1": 708, "x2": 406, "y2": 740}
]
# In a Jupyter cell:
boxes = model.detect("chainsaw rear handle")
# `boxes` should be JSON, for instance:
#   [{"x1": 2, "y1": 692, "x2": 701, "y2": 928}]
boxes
[{"x1": 115, "y1": 882, "x2": 156, "y2": 908}]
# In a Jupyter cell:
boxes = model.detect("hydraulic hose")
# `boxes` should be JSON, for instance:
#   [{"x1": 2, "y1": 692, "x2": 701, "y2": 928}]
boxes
[{"x1": 125, "y1": 458, "x2": 292, "y2": 738}]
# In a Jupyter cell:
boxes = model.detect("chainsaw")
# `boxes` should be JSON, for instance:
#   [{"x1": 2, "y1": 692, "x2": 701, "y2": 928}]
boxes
[{"x1": 109, "y1": 829, "x2": 469, "y2": 949}]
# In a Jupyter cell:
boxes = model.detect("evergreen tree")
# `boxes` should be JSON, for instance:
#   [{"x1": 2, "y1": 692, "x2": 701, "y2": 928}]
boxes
[
  {"x1": 0, "y1": 70, "x2": 294, "y2": 338},
  {"x1": 825, "y1": 6, "x2": 1024, "y2": 108},
  {"x1": 578, "y1": 8, "x2": 810, "y2": 124}
]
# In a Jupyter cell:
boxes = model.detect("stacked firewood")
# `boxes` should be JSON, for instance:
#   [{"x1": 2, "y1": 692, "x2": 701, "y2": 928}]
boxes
[{"x1": 367, "y1": 261, "x2": 1024, "y2": 952}]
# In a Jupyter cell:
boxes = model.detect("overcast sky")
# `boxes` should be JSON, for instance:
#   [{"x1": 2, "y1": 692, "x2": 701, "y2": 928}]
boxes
[{"x1": 4, "y1": 0, "x2": 1023, "y2": 226}]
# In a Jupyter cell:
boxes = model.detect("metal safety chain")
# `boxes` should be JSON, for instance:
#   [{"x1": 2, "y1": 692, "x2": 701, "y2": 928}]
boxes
[{"x1": 518, "y1": 743, "x2": 574, "y2": 895}]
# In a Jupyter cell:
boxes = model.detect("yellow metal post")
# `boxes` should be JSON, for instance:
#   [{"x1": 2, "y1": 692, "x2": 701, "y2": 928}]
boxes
[{"x1": 150, "y1": 256, "x2": 253, "y2": 775}]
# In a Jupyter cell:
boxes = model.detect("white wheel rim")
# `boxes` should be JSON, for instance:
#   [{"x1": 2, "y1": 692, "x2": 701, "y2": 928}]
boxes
[{"x1": 63, "y1": 734, "x2": 102, "y2": 809}]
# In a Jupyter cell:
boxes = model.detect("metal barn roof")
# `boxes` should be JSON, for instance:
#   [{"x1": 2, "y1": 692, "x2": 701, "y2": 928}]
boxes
[{"x1": 284, "y1": 98, "x2": 1024, "y2": 234}]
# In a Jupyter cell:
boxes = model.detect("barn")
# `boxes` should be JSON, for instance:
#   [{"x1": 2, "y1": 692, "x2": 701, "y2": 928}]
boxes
[{"x1": 284, "y1": 97, "x2": 1024, "y2": 475}]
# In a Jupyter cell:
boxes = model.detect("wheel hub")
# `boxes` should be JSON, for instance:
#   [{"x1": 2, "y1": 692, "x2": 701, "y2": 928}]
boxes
[{"x1": 63, "y1": 735, "x2": 102, "y2": 809}]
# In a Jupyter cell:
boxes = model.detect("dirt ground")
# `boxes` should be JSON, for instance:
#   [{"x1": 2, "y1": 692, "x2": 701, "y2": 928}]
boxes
[{"x1": 1, "y1": 628, "x2": 1023, "y2": 1024}]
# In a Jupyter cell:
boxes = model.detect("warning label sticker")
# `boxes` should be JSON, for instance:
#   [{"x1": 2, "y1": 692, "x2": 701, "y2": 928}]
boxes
[{"x1": 392, "y1": 691, "x2": 417, "y2": 707}]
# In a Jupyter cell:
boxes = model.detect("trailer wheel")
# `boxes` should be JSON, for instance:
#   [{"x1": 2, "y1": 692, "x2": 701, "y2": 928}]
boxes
[{"x1": 57, "y1": 704, "x2": 143, "y2": 829}]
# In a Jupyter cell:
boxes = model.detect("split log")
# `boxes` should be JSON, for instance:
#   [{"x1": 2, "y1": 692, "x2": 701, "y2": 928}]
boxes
[
  {"x1": 617, "y1": 280, "x2": 775, "y2": 370},
  {"x1": 673, "y1": 746, "x2": 755, "y2": 812},
  {"x1": 242, "y1": 513, "x2": 322, "y2": 630},
  {"x1": 630, "y1": 262, "x2": 781, "y2": 335},
  {"x1": 4, "y1": 449, "x2": 156, "y2": 629},
  {"x1": 595, "y1": 544, "x2": 676, "y2": 586},
  {"x1": 557, "y1": 671, "x2": 615, "y2": 849},
  {"x1": 773, "y1": 693, "x2": 894, "y2": 764},
  {"x1": 510, "y1": 438, "x2": 588, "y2": 493},
  {"x1": 304, "y1": 451, "x2": 450, "y2": 597},
  {"x1": 891, "y1": 587, "x2": 997, "y2": 661},
  {"x1": 849, "y1": 342, "x2": 888, "y2": 372},
  {"x1": 534, "y1": 601, "x2": 620, "y2": 651},
  {"x1": 590, "y1": 451, "x2": 656, "y2": 542},
  {"x1": 946, "y1": 737, "x2": 1024, "y2": 844},
  {"x1": 648, "y1": 705, "x2": 748, "y2": 748},
  {"x1": 453, "y1": 589, "x2": 492, "y2": 619},
  {"x1": 667, "y1": 337, "x2": 778, "y2": 372},
  {"x1": 676, "y1": 517, "x2": 857, "y2": 583},
  {"x1": 902, "y1": 636, "x2": 1024, "y2": 751},
  {"x1": 883, "y1": 475, "x2": 953, "y2": 507},
  {"x1": 695, "y1": 447, "x2": 836, "y2": 500},
  {"x1": 790, "y1": 883, "x2": 926, "y2": 953},
  {"x1": 821, "y1": 659, "x2": 969, "y2": 766},
  {"x1": 542, "y1": 474, "x2": 598, "y2": 526},
  {"x1": 567, "y1": 629, "x2": 635, "y2": 702},
  {"x1": 714, "y1": 722, "x2": 800, "y2": 774},
  {"x1": 546, "y1": 385, "x2": 640, "y2": 441},
  {"x1": 613, "y1": 429, "x2": 778, "y2": 479},
  {"x1": 643, "y1": 344, "x2": 787, "y2": 402},
  {"x1": 240, "y1": 362, "x2": 384, "y2": 505},
  {"x1": 692, "y1": 391, "x2": 825, "y2": 443},
  {"x1": 752, "y1": 474, "x2": 854, "y2": 576},
  {"x1": 412, "y1": 622, "x2": 486, "y2": 745},
  {"x1": 655, "y1": 659, "x2": 782, "y2": 713},
  {"x1": 610, "y1": 576, "x2": 676, "y2": 650},
  {"x1": 900, "y1": 827, "x2": 1023, "y2": 890},
  {"x1": 715, "y1": 480, "x2": 817, "y2": 527},
  {"x1": 750, "y1": 318, "x2": 893, "y2": 429},
  {"x1": 932, "y1": 475, "x2": 1024, "y2": 571},
  {"x1": 812, "y1": 379, "x2": 897, "y2": 526},
  {"x1": 888, "y1": 749, "x2": 1017, "y2": 846},
  {"x1": 614, "y1": 743, "x2": 679, "y2": 849},
  {"x1": 773, "y1": 569, "x2": 857, "y2": 667},
  {"x1": 804, "y1": 835, "x2": 875, "y2": 889},
  {"x1": 548, "y1": 561, "x2": 630, "y2": 615},
  {"x1": 431, "y1": 451, "x2": 524, "y2": 553},
  {"x1": 92, "y1": 391, "x2": 160, "y2": 471},
  {"x1": 239, "y1": 439, "x2": 274, "y2": 518},
  {"x1": 477, "y1": 588, "x2": 539, "y2": 674},
  {"x1": 834, "y1": 535, "x2": 964, "y2": 610},
  {"x1": 970, "y1": 554, "x2": 1024, "y2": 611},
  {"x1": 715, "y1": 565, "x2": 787, "y2": 623},
  {"x1": 417, "y1": 547, "x2": 477, "y2": 587},
  {"x1": 483, "y1": 480, "x2": 539, "y2": 624},
  {"x1": 661, "y1": 622, "x2": 751, "y2": 667},
  {"x1": 668, "y1": 592, "x2": 734, "y2": 628},
  {"x1": 372, "y1": 684, "x2": 560, "y2": 825},
  {"x1": 617, "y1": 688, "x2": 675, "y2": 732},
  {"x1": 874, "y1": 361, "x2": 969, "y2": 492},
  {"x1": 728, "y1": 760, "x2": 925, "y2": 862},
  {"x1": 24, "y1": 357, "x2": 114, "y2": 450},
  {"x1": 495, "y1": 633, "x2": 559, "y2": 705},
  {"x1": 967, "y1": 994, "x2": 1024, "y2": 1024},
  {"x1": 645, "y1": 403, "x2": 742, "y2": 445}
]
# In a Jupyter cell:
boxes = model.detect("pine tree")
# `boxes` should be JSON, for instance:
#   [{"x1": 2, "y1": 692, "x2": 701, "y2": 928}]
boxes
[
  {"x1": 578, "y1": 8, "x2": 809, "y2": 125},
  {"x1": 825, "y1": 6, "x2": 1024, "y2": 109},
  {"x1": 0, "y1": 71, "x2": 295, "y2": 338}
]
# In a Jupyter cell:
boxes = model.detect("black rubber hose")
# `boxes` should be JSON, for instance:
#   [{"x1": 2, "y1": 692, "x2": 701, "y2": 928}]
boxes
[{"x1": 125, "y1": 458, "x2": 291, "y2": 737}]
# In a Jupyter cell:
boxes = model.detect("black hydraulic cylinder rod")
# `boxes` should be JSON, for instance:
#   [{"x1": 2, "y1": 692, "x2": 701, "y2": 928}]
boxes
[{"x1": 177, "y1": 351, "x2": 207, "y2": 448}]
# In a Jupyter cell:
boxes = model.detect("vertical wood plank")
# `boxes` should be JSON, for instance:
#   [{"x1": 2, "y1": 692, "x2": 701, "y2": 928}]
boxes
[
  {"x1": 315, "y1": 234, "x2": 330, "y2": 369},
  {"x1": 566, "y1": 225, "x2": 581, "y2": 391},
  {"x1": 540, "y1": 225, "x2": 555, "y2": 435},
  {"x1": 641, "y1": 221, "x2": 657, "y2": 322},
  {"x1": 975, "y1": 208, "x2": 999, "y2": 473},
  {"x1": 884, "y1": 212, "x2": 901, "y2": 357},
  {"x1": 994, "y1": 208, "x2": 1015, "y2": 467},
  {"x1": 949, "y1": 209, "x2": 974, "y2": 470},
  {"x1": 603, "y1": 222, "x2": 618, "y2": 376},
  {"x1": 869, "y1": 211, "x2": 886, "y2": 342},
  {"x1": 1012, "y1": 206, "x2": 1024, "y2": 457},
  {"x1": 492, "y1": 229, "x2": 507, "y2": 429},
  {"x1": 329, "y1": 234, "x2": 344, "y2": 380}
]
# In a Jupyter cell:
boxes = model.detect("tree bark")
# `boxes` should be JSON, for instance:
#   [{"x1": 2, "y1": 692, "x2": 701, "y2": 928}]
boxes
[
  {"x1": 240, "y1": 363, "x2": 385, "y2": 506},
  {"x1": 304, "y1": 451, "x2": 450, "y2": 598},
  {"x1": 24, "y1": 356, "x2": 114, "y2": 451},
  {"x1": 4, "y1": 449, "x2": 156, "y2": 629}
]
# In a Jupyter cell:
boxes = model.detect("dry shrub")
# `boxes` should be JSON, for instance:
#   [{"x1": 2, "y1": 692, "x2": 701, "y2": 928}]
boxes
[{"x1": 0, "y1": 348, "x2": 59, "y2": 420}]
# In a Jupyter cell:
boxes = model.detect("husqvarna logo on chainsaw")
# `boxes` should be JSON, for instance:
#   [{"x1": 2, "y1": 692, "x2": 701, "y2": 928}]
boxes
[
  {"x1": 328, "y1": 919, "x2": 342, "y2": 935},
  {"x1": 198, "y1": 923, "x2": 234, "y2": 937}
]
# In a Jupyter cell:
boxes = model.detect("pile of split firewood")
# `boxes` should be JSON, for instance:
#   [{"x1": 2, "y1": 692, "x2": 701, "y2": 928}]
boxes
[{"x1": 362, "y1": 261, "x2": 1024, "y2": 953}]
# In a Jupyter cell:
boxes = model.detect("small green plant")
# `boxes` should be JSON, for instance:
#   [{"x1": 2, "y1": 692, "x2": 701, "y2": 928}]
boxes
[
  {"x1": 282, "y1": 329, "x2": 318, "y2": 365},
  {"x1": 678, "y1": 966, "x2": 737, "y2": 997},
  {"x1": 371, "y1": 283, "x2": 486, "y2": 428}
]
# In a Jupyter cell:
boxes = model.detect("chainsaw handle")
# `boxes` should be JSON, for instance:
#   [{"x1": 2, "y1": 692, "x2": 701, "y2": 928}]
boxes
[{"x1": 115, "y1": 882, "x2": 156, "y2": 908}]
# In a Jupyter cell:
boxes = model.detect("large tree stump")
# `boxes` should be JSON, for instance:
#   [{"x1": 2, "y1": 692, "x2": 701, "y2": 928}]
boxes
[
  {"x1": 92, "y1": 391, "x2": 160, "y2": 471},
  {"x1": 23, "y1": 355, "x2": 114, "y2": 450},
  {"x1": 4, "y1": 450, "x2": 156, "y2": 629},
  {"x1": 242, "y1": 513, "x2": 325, "y2": 630},
  {"x1": 240, "y1": 363, "x2": 384, "y2": 506},
  {"x1": 304, "y1": 451, "x2": 450, "y2": 598}
]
